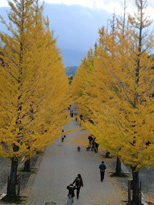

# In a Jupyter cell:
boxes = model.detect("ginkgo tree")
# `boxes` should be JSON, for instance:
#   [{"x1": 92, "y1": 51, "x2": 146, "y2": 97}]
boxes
[
  {"x1": 0, "y1": 0, "x2": 70, "y2": 201},
  {"x1": 71, "y1": 48, "x2": 96, "y2": 121},
  {"x1": 72, "y1": 0, "x2": 154, "y2": 204}
]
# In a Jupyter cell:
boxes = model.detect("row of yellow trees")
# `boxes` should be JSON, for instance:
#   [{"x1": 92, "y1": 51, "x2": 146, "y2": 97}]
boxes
[
  {"x1": 0, "y1": 0, "x2": 70, "y2": 201},
  {"x1": 72, "y1": 0, "x2": 154, "y2": 204}
]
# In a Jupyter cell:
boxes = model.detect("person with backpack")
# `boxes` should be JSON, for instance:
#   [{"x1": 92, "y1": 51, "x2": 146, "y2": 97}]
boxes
[{"x1": 73, "y1": 174, "x2": 83, "y2": 199}]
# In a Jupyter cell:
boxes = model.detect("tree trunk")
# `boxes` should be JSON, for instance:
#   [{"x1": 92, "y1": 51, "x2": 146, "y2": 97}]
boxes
[
  {"x1": 7, "y1": 158, "x2": 18, "y2": 201},
  {"x1": 115, "y1": 157, "x2": 121, "y2": 176},
  {"x1": 132, "y1": 168, "x2": 141, "y2": 205},
  {"x1": 24, "y1": 158, "x2": 30, "y2": 172}
]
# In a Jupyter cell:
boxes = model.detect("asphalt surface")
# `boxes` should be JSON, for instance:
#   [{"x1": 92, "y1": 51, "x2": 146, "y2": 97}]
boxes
[
  {"x1": 0, "y1": 104, "x2": 154, "y2": 205},
  {"x1": 25, "y1": 115, "x2": 126, "y2": 205}
]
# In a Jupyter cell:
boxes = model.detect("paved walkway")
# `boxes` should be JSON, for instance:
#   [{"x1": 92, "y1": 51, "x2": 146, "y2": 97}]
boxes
[
  {"x1": 0, "y1": 105, "x2": 153, "y2": 204},
  {"x1": 25, "y1": 108, "x2": 126, "y2": 205}
]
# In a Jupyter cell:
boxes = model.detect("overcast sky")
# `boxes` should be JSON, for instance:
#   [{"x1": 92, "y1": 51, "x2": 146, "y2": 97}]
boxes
[
  {"x1": 1, "y1": 0, "x2": 154, "y2": 19},
  {"x1": 0, "y1": 0, "x2": 154, "y2": 67}
]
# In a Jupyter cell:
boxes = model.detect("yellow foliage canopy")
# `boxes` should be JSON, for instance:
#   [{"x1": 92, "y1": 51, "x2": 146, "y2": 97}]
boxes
[
  {"x1": 0, "y1": 0, "x2": 71, "y2": 160},
  {"x1": 72, "y1": 20, "x2": 154, "y2": 171}
]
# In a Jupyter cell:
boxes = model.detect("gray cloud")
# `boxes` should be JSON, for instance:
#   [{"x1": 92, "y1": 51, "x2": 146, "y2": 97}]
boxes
[
  {"x1": 44, "y1": 4, "x2": 111, "y2": 66},
  {"x1": 0, "y1": 4, "x2": 111, "y2": 67}
]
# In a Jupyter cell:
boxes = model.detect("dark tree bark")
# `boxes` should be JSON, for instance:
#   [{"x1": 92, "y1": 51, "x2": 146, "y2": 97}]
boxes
[
  {"x1": 132, "y1": 168, "x2": 141, "y2": 205},
  {"x1": 24, "y1": 158, "x2": 30, "y2": 172},
  {"x1": 6, "y1": 158, "x2": 18, "y2": 200},
  {"x1": 115, "y1": 157, "x2": 121, "y2": 176}
]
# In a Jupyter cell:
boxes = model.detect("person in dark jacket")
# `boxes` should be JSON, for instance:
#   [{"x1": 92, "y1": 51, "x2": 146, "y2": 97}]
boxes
[
  {"x1": 61, "y1": 129, "x2": 64, "y2": 142},
  {"x1": 91, "y1": 137, "x2": 96, "y2": 151},
  {"x1": 94, "y1": 142, "x2": 99, "y2": 153},
  {"x1": 88, "y1": 135, "x2": 93, "y2": 148},
  {"x1": 73, "y1": 174, "x2": 83, "y2": 199},
  {"x1": 66, "y1": 183, "x2": 76, "y2": 205},
  {"x1": 99, "y1": 161, "x2": 106, "y2": 182}
]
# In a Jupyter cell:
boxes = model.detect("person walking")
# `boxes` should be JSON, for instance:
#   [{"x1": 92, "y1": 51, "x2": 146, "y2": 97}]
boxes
[
  {"x1": 61, "y1": 129, "x2": 64, "y2": 142},
  {"x1": 66, "y1": 183, "x2": 76, "y2": 205},
  {"x1": 99, "y1": 161, "x2": 106, "y2": 182},
  {"x1": 88, "y1": 135, "x2": 93, "y2": 148},
  {"x1": 70, "y1": 110, "x2": 73, "y2": 117},
  {"x1": 61, "y1": 135, "x2": 64, "y2": 142},
  {"x1": 73, "y1": 174, "x2": 83, "y2": 199},
  {"x1": 91, "y1": 137, "x2": 96, "y2": 151},
  {"x1": 94, "y1": 142, "x2": 99, "y2": 153}
]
